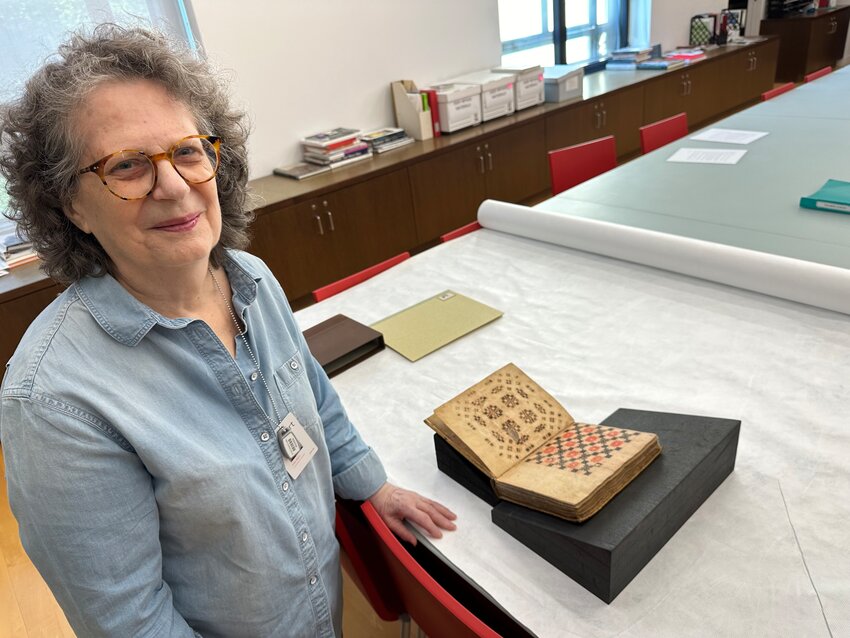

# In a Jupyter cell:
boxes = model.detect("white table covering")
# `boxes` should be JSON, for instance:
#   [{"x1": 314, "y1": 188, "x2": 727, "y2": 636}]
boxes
[{"x1": 295, "y1": 229, "x2": 849, "y2": 638}]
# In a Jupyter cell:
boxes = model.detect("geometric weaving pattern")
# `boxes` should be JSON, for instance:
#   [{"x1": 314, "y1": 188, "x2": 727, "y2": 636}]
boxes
[{"x1": 528, "y1": 423, "x2": 636, "y2": 476}]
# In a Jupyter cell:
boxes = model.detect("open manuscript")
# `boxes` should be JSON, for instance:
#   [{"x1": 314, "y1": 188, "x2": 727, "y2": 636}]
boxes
[{"x1": 425, "y1": 364, "x2": 662, "y2": 522}]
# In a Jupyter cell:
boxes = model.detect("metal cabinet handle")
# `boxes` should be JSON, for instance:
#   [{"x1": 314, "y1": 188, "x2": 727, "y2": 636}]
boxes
[
  {"x1": 326, "y1": 210, "x2": 335, "y2": 231},
  {"x1": 479, "y1": 154, "x2": 485, "y2": 174},
  {"x1": 682, "y1": 76, "x2": 688, "y2": 96},
  {"x1": 315, "y1": 214, "x2": 324, "y2": 236},
  {"x1": 688, "y1": 79, "x2": 693, "y2": 95},
  {"x1": 595, "y1": 110, "x2": 602, "y2": 128},
  {"x1": 487, "y1": 152, "x2": 493, "y2": 171},
  {"x1": 602, "y1": 109, "x2": 607, "y2": 127},
  {"x1": 752, "y1": 55, "x2": 757, "y2": 71}
]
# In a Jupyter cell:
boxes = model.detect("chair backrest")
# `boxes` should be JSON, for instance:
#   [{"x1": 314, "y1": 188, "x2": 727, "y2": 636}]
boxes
[
  {"x1": 639, "y1": 112, "x2": 688, "y2": 155},
  {"x1": 804, "y1": 66, "x2": 832, "y2": 82},
  {"x1": 334, "y1": 499, "x2": 404, "y2": 622},
  {"x1": 312, "y1": 252, "x2": 410, "y2": 302},
  {"x1": 441, "y1": 221, "x2": 482, "y2": 243},
  {"x1": 361, "y1": 501, "x2": 502, "y2": 638},
  {"x1": 761, "y1": 82, "x2": 795, "y2": 101},
  {"x1": 548, "y1": 135, "x2": 617, "y2": 196}
]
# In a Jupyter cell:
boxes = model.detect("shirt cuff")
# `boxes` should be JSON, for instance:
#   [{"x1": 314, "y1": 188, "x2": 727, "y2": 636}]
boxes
[{"x1": 332, "y1": 447, "x2": 387, "y2": 500}]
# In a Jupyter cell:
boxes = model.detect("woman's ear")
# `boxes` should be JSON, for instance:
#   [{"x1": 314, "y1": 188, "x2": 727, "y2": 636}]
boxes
[{"x1": 63, "y1": 201, "x2": 92, "y2": 234}]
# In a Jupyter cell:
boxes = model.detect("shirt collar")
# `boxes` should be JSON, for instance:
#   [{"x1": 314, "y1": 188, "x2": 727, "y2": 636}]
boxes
[{"x1": 75, "y1": 250, "x2": 263, "y2": 347}]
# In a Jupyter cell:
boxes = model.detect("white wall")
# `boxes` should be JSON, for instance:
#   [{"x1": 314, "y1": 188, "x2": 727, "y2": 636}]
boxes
[
  {"x1": 192, "y1": 1, "x2": 501, "y2": 178},
  {"x1": 650, "y1": 0, "x2": 730, "y2": 52}
]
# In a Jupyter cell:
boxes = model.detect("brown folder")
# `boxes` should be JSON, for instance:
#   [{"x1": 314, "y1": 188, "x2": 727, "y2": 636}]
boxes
[{"x1": 302, "y1": 314, "x2": 385, "y2": 378}]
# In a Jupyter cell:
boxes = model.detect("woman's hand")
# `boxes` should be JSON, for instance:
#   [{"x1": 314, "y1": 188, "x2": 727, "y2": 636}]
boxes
[{"x1": 368, "y1": 482, "x2": 457, "y2": 545}]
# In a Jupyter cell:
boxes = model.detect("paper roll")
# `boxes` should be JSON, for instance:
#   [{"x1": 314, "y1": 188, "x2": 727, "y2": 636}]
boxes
[{"x1": 477, "y1": 199, "x2": 850, "y2": 316}]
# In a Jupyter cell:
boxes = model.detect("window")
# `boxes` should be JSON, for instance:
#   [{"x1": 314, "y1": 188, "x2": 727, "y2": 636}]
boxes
[
  {"x1": 0, "y1": 0, "x2": 199, "y2": 219},
  {"x1": 499, "y1": 0, "x2": 632, "y2": 67}
]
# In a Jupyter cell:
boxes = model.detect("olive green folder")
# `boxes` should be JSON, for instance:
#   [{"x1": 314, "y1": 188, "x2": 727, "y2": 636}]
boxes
[{"x1": 370, "y1": 290, "x2": 502, "y2": 361}]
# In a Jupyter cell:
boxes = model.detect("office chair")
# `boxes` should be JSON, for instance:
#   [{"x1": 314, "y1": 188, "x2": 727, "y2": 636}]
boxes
[
  {"x1": 547, "y1": 135, "x2": 617, "y2": 196},
  {"x1": 312, "y1": 252, "x2": 410, "y2": 302},
  {"x1": 761, "y1": 82, "x2": 795, "y2": 101},
  {"x1": 639, "y1": 112, "x2": 688, "y2": 154},
  {"x1": 335, "y1": 499, "x2": 411, "y2": 635},
  {"x1": 440, "y1": 221, "x2": 482, "y2": 243},
  {"x1": 804, "y1": 66, "x2": 832, "y2": 82},
  {"x1": 361, "y1": 501, "x2": 503, "y2": 638}
]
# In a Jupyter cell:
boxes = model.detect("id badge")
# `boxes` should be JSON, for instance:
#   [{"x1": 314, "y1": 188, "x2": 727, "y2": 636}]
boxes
[{"x1": 276, "y1": 413, "x2": 318, "y2": 480}]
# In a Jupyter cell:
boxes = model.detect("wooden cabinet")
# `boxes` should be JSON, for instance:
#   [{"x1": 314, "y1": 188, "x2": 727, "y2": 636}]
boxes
[
  {"x1": 409, "y1": 120, "x2": 548, "y2": 242},
  {"x1": 760, "y1": 6, "x2": 850, "y2": 82},
  {"x1": 249, "y1": 169, "x2": 417, "y2": 299},
  {"x1": 643, "y1": 61, "x2": 724, "y2": 129},
  {"x1": 545, "y1": 85, "x2": 644, "y2": 158},
  {"x1": 0, "y1": 283, "x2": 63, "y2": 376},
  {"x1": 721, "y1": 38, "x2": 780, "y2": 110}
]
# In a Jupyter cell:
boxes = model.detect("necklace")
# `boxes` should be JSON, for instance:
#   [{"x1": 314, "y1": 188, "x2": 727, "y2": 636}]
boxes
[{"x1": 209, "y1": 265, "x2": 282, "y2": 424}]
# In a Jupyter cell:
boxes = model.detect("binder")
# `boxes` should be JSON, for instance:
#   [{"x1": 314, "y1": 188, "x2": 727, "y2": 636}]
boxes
[
  {"x1": 302, "y1": 314, "x2": 385, "y2": 377},
  {"x1": 800, "y1": 179, "x2": 850, "y2": 214}
]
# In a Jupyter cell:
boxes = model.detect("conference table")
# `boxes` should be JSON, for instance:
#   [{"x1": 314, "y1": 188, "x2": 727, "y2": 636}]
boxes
[{"x1": 294, "y1": 70, "x2": 850, "y2": 637}]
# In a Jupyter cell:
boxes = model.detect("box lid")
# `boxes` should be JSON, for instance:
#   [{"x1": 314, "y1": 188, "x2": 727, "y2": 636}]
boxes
[
  {"x1": 543, "y1": 64, "x2": 585, "y2": 85},
  {"x1": 447, "y1": 70, "x2": 516, "y2": 91},
  {"x1": 430, "y1": 83, "x2": 482, "y2": 102},
  {"x1": 492, "y1": 65, "x2": 543, "y2": 79}
]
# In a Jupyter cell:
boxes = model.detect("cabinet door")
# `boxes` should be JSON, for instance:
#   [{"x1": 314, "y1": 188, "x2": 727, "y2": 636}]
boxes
[
  {"x1": 329, "y1": 169, "x2": 418, "y2": 274},
  {"x1": 643, "y1": 72, "x2": 689, "y2": 126},
  {"x1": 249, "y1": 197, "x2": 342, "y2": 300},
  {"x1": 595, "y1": 85, "x2": 644, "y2": 156},
  {"x1": 807, "y1": 16, "x2": 836, "y2": 73},
  {"x1": 409, "y1": 143, "x2": 488, "y2": 243},
  {"x1": 750, "y1": 40, "x2": 780, "y2": 100},
  {"x1": 483, "y1": 120, "x2": 549, "y2": 202},
  {"x1": 545, "y1": 100, "x2": 597, "y2": 151}
]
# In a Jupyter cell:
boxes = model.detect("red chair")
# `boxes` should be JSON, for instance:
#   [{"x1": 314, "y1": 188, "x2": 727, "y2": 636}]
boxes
[
  {"x1": 361, "y1": 501, "x2": 502, "y2": 638},
  {"x1": 312, "y1": 252, "x2": 410, "y2": 302},
  {"x1": 335, "y1": 500, "x2": 410, "y2": 634},
  {"x1": 761, "y1": 82, "x2": 795, "y2": 101},
  {"x1": 548, "y1": 135, "x2": 617, "y2": 196},
  {"x1": 639, "y1": 112, "x2": 688, "y2": 155},
  {"x1": 440, "y1": 221, "x2": 482, "y2": 243},
  {"x1": 804, "y1": 66, "x2": 832, "y2": 82}
]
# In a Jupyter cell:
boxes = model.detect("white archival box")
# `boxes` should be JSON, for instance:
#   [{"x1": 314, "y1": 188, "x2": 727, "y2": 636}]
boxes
[
  {"x1": 444, "y1": 70, "x2": 516, "y2": 122},
  {"x1": 493, "y1": 65, "x2": 545, "y2": 110},
  {"x1": 430, "y1": 83, "x2": 483, "y2": 133},
  {"x1": 543, "y1": 64, "x2": 585, "y2": 103}
]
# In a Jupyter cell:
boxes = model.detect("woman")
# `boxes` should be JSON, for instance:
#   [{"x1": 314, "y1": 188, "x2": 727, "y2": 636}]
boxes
[{"x1": 0, "y1": 25, "x2": 455, "y2": 637}]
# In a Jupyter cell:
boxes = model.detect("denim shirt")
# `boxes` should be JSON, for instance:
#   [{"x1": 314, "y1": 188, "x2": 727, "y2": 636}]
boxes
[{"x1": 0, "y1": 250, "x2": 387, "y2": 637}]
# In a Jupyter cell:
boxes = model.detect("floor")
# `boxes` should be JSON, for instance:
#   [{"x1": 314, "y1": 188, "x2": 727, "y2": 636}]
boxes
[{"x1": 0, "y1": 448, "x2": 401, "y2": 638}]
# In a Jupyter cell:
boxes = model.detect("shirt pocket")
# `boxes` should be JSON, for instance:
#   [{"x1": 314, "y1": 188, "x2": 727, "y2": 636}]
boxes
[{"x1": 272, "y1": 350, "x2": 320, "y2": 430}]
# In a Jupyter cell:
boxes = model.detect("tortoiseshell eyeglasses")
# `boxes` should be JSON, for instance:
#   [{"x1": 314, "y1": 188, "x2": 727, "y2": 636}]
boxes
[{"x1": 77, "y1": 134, "x2": 221, "y2": 200}]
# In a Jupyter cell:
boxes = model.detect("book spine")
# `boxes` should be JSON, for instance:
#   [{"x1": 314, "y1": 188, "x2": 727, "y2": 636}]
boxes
[
  {"x1": 425, "y1": 89, "x2": 441, "y2": 136},
  {"x1": 800, "y1": 197, "x2": 850, "y2": 213}
]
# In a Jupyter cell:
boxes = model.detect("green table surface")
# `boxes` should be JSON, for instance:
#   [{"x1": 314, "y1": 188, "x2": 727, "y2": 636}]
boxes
[{"x1": 536, "y1": 68, "x2": 850, "y2": 269}]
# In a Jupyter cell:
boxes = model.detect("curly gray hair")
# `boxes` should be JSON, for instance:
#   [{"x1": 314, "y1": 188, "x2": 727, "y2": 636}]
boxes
[{"x1": 0, "y1": 24, "x2": 253, "y2": 285}]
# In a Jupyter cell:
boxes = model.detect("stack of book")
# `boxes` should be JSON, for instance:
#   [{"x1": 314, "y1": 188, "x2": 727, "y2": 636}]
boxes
[
  {"x1": 606, "y1": 46, "x2": 654, "y2": 70},
  {"x1": 0, "y1": 225, "x2": 37, "y2": 274},
  {"x1": 635, "y1": 57, "x2": 686, "y2": 71},
  {"x1": 359, "y1": 128, "x2": 414, "y2": 154},
  {"x1": 301, "y1": 127, "x2": 372, "y2": 169},
  {"x1": 664, "y1": 48, "x2": 707, "y2": 63}
]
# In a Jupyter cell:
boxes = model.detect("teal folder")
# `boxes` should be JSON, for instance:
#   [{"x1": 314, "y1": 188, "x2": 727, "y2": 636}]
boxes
[{"x1": 800, "y1": 179, "x2": 850, "y2": 214}]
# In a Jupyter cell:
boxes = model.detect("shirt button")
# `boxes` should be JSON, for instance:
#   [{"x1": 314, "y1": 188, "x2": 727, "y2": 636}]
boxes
[
  {"x1": 309, "y1": 575, "x2": 317, "y2": 586},
  {"x1": 282, "y1": 482, "x2": 289, "y2": 492},
  {"x1": 301, "y1": 531, "x2": 308, "y2": 543},
  {"x1": 260, "y1": 431, "x2": 270, "y2": 442},
  {"x1": 250, "y1": 371, "x2": 259, "y2": 381},
  {"x1": 290, "y1": 360, "x2": 299, "y2": 371}
]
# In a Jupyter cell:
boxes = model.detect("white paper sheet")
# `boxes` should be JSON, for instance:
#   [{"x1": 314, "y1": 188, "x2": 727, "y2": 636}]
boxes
[
  {"x1": 667, "y1": 147, "x2": 748, "y2": 164},
  {"x1": 689, "y1": 128, "x2": 769, "y2": 144}
]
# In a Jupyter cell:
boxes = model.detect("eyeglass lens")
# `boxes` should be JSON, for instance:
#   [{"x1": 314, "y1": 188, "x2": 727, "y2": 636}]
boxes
[{"x1": 102, "y1": 137, "x2": 219, "y2": 199}]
